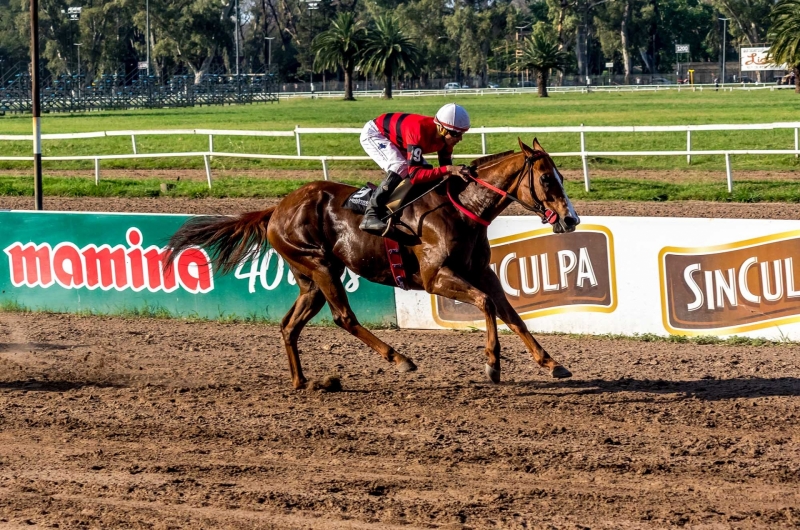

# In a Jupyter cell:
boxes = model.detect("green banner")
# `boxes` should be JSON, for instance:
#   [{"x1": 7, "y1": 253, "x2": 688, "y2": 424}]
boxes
[{"x1": 0, "y1": 211, "x2": 396, "y2": 325}]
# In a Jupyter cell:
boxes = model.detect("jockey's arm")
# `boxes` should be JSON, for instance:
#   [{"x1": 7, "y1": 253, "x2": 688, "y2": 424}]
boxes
[{"x1": 407, "y1": 144, "x2": 449, "y2": 185}]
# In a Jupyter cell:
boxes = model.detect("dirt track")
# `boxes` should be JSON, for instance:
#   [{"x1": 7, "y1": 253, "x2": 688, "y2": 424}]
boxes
[
  {"x1": 1, "y1": 197, "x2": 799, "y2": 528},
  {"x1": 1, "y1": 312, "x2": 799, "y2": 529}
]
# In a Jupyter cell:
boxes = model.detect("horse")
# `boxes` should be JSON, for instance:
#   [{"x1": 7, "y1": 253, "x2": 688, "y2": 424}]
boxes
[{"x1": 167, "y1": 138, "x2": 580, "y2": 390}]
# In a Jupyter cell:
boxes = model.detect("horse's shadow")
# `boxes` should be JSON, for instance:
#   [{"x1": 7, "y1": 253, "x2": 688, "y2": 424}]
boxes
[
  {"x1": 512, "y1": 376, "x2": 800, "y2": 401},
  {"x1": 0, "y1": 379, "x2": 125, "y2": 392}
]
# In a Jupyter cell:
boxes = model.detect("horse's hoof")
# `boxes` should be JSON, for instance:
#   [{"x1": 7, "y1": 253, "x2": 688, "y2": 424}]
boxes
[
  {"x1": 551, "y1": 366, "x2": 572, "y2": 379},
  {"x1": 397, "y1": 358, "x2": 417, "y2": 373},
  {"x1": 485, "y1": 364, "x2": 501, "y2": 384}
]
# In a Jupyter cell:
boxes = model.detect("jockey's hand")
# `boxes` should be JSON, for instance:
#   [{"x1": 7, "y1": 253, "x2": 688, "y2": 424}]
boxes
[{"x1": 446, "y1": 165, "x2": 471, "y2": 182}]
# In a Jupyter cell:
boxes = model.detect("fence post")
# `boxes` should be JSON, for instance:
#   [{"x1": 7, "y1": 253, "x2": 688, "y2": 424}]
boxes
[
  {"x1": 481, "y1": 126, "x2": 487, "y2": 155},
  {"x1": 795, "y1": 127, "x2": 799, "y2": 159},
  {"x1": 686, "y1": 130, "x2": 691, "y2": 165},
  {"x1": 94, "y1": 158, "x2": 100, "y2": 185},
  {"x1": 203, "y1": 154, "x2": 212, "y2": 188},
  {"x1": 295, "y1": 125, "x2": 302, "y2": 156},
  {"x1": 131, "y1": 134, "x2": 137, "y2": 155},
  {"x1": 321, "y1": 157, "x2": 329, "y2": 180},
  {"x1": 208, "y1": 134, "x2": 214, "y2": 154},
  {"x1": 725, "y1": 153, "x2": 733, "y2": 192},
  {"x1": 580, "y1": 123, "x2": 590, "y2": 191}
]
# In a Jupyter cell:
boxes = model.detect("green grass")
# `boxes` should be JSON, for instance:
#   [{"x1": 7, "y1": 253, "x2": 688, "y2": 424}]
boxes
[
  {"x1": 0, "y1": 90, "x2": 799, "y2": 173},
  {"x1": 1, "y1": 175, "x2": 798, "y2": 202}
]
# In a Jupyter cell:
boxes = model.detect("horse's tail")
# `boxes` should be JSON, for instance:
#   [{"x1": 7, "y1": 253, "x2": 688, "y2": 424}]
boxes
[{"x1": 166, "y1": 208, "x2": 275, "y2": 274}]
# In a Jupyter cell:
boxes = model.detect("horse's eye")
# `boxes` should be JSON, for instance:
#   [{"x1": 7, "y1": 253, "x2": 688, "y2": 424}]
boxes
[{"x1": 539, "y1": 175, "x2": 550, "y2": 190}]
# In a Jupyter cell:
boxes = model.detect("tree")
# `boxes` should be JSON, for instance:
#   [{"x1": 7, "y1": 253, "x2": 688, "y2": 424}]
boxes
[
  {"x1": 515, "y1": 25, "x2": 569, "y2": 97},
  {"x1": 358, "y1": 14, "x2": 421, "y2": 99},
  {"x1": 312, "y1": 12, "x2": 364, "y2": 100},
  {"x1": 768, "y1": 0, "x2": 800, "y2": 93}
]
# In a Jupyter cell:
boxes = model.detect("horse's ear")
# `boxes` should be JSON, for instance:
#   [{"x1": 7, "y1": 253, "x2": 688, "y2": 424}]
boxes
[
  {"x1": 518, "y1": 137, "x2": 533, "y2": 155},
  {"x1": 532, "y1": 137, "x2": 544, "y2": 151}
]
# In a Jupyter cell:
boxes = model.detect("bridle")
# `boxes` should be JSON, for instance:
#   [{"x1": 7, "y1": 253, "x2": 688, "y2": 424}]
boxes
[{"x1": 446, "y1": 150, "x2": 558, "y2": 227}]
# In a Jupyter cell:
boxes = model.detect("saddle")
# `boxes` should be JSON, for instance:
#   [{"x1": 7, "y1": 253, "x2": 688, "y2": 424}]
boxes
[
  {"x1": 343, "y1": 177, "x2": 444, "y2": 216},
  {"x1": 343, "y1": 177, "x2": 445, "y2": 291}
]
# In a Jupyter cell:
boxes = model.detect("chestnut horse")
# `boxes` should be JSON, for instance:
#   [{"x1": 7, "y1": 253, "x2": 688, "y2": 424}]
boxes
[{"x1": 168, "y1": 138, "x2": 580, "y2": 389}]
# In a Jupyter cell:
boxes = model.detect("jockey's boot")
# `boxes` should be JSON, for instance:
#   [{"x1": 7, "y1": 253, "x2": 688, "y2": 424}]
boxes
[{"x1": 360, "y1": 170, "x2": 404, "y2": 235}]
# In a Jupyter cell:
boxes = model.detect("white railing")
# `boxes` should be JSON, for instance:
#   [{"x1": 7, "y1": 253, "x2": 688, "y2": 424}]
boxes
[
  {"x1": 274, "y1": 83, "x2": 796, "y2": 100},
  {"x1": 1, "y1": 122, "x2": 799, "y2": 192}
]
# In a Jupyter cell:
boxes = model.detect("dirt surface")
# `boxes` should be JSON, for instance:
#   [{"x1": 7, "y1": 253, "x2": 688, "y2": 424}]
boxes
[
  {"x1": 2, "y1": 194, "x2": 798, "y2": 219},
  {"x1": 1, "y1": 312, "x2": 799, "y2": 529}
]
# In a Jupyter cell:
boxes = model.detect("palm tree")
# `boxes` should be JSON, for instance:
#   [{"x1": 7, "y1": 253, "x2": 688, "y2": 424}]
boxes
[
  {"x1": 311, "y1": 13, "x2": 365, "y2": 101},
  {"x1": 514, "y1": 27, "x2": 569, "y2": 97},
  {"x1": 768, "y1": 0, "x2": 800, "y2": 94},
  {"x1": 358, "y1": 15, "x2": 421, "y2": 99}
]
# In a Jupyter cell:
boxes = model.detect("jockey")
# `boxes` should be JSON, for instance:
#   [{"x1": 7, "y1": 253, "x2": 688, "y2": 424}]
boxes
[{"x1": 359, "y1": 103, "x2": 471, "y2": 234}]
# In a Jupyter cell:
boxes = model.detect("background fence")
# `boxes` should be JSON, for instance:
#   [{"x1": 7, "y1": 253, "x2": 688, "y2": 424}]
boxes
[{"x1": 1, "y1": 122, "x2": 798, "y2": 192}]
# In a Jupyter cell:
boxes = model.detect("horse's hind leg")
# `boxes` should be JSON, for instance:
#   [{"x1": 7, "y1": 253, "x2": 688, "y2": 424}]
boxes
[
  {"x1": 281, "y1": 274, "x2": 326, "y2": 389},
  {"x1": 311, "y1": 268, "x2": 417, "y2": 373}
]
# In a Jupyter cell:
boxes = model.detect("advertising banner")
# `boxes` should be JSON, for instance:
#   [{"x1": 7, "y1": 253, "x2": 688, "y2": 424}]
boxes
[
  {"x1": 740, "y1": 47, "x2": 787, "y2": 71},
  {"x1": 396, "y1": 217, "x2": 800, "y2": 340},
  {"x1": 0, "y1": 211, "x2": 396, "y2": 325}
]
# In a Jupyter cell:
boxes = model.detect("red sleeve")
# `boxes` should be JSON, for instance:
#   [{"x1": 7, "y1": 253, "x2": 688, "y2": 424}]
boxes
[{"x1": 409, "y1": 165, "x2": 449, "y2": 185}]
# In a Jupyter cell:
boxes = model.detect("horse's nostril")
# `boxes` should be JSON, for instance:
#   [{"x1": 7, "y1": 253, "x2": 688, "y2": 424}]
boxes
[{"x1": 564, "y1": 216, "x2": 578, "y2": 227}]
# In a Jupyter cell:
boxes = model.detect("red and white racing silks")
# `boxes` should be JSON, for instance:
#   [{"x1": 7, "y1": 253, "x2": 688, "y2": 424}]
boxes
[{"x1": 360, "y1": 113, "x2": 453, "y2": 184}]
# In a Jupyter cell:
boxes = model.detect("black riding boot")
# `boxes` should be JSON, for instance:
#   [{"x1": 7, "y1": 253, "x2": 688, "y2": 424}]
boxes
[{"x1": 360, "y1": 171, "x2": 403, "y2": 235}]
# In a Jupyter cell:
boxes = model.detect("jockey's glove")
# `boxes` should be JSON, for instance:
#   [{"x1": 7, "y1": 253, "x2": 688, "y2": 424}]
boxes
[{"x1": 446, "y1": 165, "x2": 471, "y2": 182}]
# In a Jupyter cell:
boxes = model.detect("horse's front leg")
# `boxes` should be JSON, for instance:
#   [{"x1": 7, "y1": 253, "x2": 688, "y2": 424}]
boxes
[
  {"x1": 476, "y1": 269, "x2": 572, "y2": 379},
  {"x1": 423, "y1": 266, "x2": 502, "y2": 383}
]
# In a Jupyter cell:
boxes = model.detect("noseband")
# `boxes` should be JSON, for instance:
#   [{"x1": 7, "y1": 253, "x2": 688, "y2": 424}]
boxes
[{"x1": 446, "y1": 150, "x2": 558, "y2": 227}]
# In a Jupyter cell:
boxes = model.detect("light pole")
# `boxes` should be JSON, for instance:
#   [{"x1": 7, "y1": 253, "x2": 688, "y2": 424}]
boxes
[
  {"x1": 515, "y1": 23, "x2": 531, "y2": 86},
  {"x1": 74, "y1": 43, "x2": 82, "y2": 79},
  {"x1": 234, "y1": 0, "x2": 240, "y2": 77},
  {"x1": 719, "y1": 17, "x2": 730, "y2": 85},
  {"x1": 305, "y1": 0, "x2": 319, "y2": 91},
  {"x1": 265, "y1": 37, "x2": 275, "y2": 72},
  {"x1": 146, "y1": 0, "x2": 150, "y2": 75}
]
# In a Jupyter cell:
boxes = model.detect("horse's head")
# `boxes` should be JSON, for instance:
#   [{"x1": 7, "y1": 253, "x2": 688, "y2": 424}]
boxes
[{"x1": 515, "y1": 138, "x2": 580, "y2": 234}]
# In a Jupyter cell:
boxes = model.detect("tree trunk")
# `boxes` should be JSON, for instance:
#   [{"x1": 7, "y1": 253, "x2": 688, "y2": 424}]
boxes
[
  {"x1": 538, "y1": 70, "x2": 548, "y2": 97},
  {"x1": 795, "y1": 66, "x2": 800, "y2": 94},
  {"x1": 620, "y1": 0, "x2": 632, "y2": 84},
  {"x1": 344, "y1": 66, "x2": 355, "y2": 100},
  {"x1": 191, "y1": 55, "x2": 214, "y2": 85},
  {"x1": 383, "y1": 71, "x2": 393, "y2": 99}
]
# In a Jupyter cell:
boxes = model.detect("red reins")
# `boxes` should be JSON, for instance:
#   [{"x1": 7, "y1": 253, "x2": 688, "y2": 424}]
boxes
[{"x1": 446, "y1": 151, "x2": 557, "y2": 227}]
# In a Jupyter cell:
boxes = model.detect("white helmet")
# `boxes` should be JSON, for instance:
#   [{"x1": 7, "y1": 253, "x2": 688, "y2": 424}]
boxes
[{"x1": 434, "y1": 103, "x2": 470, "y2": 133}]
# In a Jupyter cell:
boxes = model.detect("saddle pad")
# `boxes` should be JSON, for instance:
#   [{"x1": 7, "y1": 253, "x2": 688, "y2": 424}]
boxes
[{"x1": 343, "y1": 183, "x2": 376, "y2": 214}]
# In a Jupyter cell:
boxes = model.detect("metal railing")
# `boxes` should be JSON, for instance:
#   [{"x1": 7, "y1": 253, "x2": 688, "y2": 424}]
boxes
[{"x1": 1, "y1": 122, "x2": 798, "y2": 192}]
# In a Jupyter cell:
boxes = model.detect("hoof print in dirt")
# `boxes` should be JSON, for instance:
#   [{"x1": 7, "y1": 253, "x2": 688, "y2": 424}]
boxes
[
  {"x1": 551, "y1": 366, "x2": 572, "y2": 379},
  {"x1": 309, "y1": 375, "x2": 342, "y2": 392}
]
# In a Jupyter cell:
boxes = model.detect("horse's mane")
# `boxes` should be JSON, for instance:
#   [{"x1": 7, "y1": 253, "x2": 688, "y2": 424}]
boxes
[{"x1": 471, "y1": 150, "x2": 515, "y2": 168}]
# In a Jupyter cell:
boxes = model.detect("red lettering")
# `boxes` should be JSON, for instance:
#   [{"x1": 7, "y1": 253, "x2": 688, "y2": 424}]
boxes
[
  {"x1": 177, "y1": 248, "x2": 214, "y2": 293},
  {"x1": 53, "y1": 244, "x2": 84, "y2": 287},
  {"x1": 83, "y1": 247, "x2": 127, "y2": 289},
  {"x1": 5, "y1": 243, "x2": 52, "y2": 287}
]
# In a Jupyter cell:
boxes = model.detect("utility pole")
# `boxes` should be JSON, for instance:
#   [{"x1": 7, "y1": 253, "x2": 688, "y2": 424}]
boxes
[
  {"x1": 30, "y1": 0, "x2": 42, "y2": 210},
  {"x1": 235, "y1": 0, "x2": 240, "y2": 77},
  {"x1": 719, "y1": 18, "x2": 730, "y2": 85},
  {"x1": 146, "y1": 0, "x2": 150, "y2": 75},
  {"x1": 305, "y1": 0, "x2": 319, "y2": 92}
]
